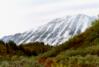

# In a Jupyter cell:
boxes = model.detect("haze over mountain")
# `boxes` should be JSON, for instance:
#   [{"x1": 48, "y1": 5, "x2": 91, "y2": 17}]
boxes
[{"x1": 2, "y1": 14, "x2": 96, "y2": 45}]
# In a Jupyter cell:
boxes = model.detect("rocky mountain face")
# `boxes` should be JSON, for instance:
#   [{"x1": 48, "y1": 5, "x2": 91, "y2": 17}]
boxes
[{"x1": 2, "y1": 14, "x2": 96, "y2": 45}]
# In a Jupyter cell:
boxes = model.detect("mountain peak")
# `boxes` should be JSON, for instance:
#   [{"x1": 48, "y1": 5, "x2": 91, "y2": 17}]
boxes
[{"x1": 2, "y1": 14, "x2": 96, "y2": 45}]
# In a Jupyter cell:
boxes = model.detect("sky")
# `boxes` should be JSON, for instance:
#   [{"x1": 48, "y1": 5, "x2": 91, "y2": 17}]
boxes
[{"x1": 0, "y1": 0, "x2": 99, "y2": 37}]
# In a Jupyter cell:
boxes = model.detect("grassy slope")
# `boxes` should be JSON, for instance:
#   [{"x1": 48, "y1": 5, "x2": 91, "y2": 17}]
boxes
[
  {"x1": 0, "y1": 42, "x2": 51, "y2": 67},
  {"x1": 37, "y1": 19, "x2": 99, "y2": 67}
]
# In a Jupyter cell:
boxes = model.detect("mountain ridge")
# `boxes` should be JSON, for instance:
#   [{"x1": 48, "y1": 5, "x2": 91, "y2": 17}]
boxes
[{"x1": 2, "y1": 14, "x2": 96, "y2": 45}]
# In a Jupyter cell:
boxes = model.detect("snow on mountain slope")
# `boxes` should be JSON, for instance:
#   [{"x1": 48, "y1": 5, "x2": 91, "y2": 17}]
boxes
[{"x1": 2, "y1": 14, "x2": 96, "y2": 45}]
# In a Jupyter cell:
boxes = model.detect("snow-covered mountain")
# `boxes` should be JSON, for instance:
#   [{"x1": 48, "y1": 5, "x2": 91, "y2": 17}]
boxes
[{"x1": 2, "y1": 14, "x2": 96, "y2": 45}]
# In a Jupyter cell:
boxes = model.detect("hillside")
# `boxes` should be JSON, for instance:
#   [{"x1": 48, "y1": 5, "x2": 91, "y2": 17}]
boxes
[
  {"x1": 0, "y1": 19, "x2": 99, "y2": 67},
  {"x1": 37, "y1": 19, "x2": 99, "y2": 67}
]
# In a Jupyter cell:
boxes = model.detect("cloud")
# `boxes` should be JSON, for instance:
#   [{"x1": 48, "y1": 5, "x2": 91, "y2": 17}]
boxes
[{"x1": 0, "y1": 0, "x2": 99, "y2": 37}]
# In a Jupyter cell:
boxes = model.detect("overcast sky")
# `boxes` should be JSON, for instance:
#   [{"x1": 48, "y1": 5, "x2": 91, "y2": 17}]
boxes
[{"x1": 0, "y1": 0, "x2": 99, "y2": 37}]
